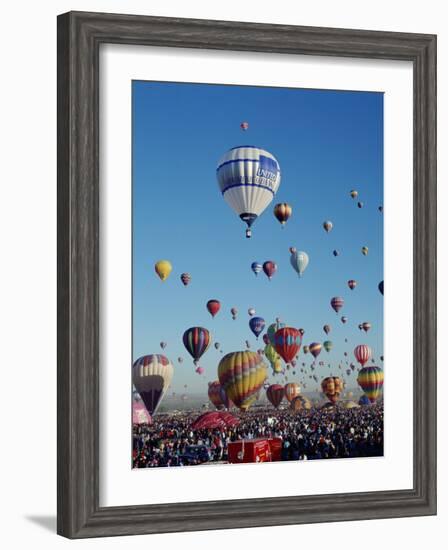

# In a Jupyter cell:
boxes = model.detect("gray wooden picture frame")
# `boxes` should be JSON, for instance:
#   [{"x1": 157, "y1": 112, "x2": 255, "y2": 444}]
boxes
[{"x1": 57, "y1": 10, "x2": 437, "y2": 539}]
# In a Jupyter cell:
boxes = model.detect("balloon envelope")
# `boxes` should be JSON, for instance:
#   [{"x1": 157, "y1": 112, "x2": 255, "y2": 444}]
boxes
[
  {"x1": 290, "y1": 250, "x2": 309, "y2": 277},
  {"x1": 218, "y1": 351, "x2": 267, "y2": 411},
  {"x1": 132, "y1": 354, "x2": 174, "y2": 415},
  {"x1": 273, "y1": 327, "x2": 302, "y2": 364},
  {"x1": 154, "y1": 260, "x2": 172, "y2": 282},
  {"x1": 216, "y1": 146, "x2": 281, "y2": 238}
]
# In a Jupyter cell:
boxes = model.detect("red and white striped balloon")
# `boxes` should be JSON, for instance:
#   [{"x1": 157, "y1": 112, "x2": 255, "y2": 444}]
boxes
[{"x1": 354, "y1": 344, "x2": 372, "y2": 367}]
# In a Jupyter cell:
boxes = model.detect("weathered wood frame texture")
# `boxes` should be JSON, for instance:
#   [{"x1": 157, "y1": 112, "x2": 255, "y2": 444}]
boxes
[{"x1": 57, "y1": 11, "x2": 437, "y2": 538}]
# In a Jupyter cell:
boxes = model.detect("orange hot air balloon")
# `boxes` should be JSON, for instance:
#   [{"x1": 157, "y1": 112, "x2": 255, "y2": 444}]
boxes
[
  {"x1": 321, "y1": 376, "x2": 344, "y2": 404},
  {"x1": 284, "y1": 382, "x2": 301, "y2": 403}
]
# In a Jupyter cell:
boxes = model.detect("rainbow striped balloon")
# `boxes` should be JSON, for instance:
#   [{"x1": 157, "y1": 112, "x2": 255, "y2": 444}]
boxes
[
  {"x1": 357, "y1": 366, "x2": 384, "y2": 403},
  {"x1": 218, "y1": 351, "x2": 267, "y2": 411}
]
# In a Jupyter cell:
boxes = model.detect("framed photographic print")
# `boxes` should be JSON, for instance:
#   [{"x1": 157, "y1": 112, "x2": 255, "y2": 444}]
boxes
[{"x1": 57, "y1": 11, "x2": 437, "y2": 538}]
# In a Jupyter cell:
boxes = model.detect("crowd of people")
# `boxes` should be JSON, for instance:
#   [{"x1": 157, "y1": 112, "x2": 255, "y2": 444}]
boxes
[{"x1": 132, "y1": 404, "x2": 383, "y2": 468}]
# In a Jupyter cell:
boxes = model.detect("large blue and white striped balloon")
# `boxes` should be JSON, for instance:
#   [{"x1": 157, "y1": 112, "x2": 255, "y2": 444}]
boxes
[{"x1": 216, "y1": 146, "x2": 281, "y2": 238}]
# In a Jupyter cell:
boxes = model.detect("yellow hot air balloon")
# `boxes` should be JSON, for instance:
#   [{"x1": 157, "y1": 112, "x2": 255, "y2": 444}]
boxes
[
  {"x1": 218, "y1": 351, "x2": 267, "y2": 411},
  {"x1": 264, "y1": 343, "x2": 281, "y2": 372},
  {"x1": 155, "y1": 260, "x2": 172, "y2": 281}
]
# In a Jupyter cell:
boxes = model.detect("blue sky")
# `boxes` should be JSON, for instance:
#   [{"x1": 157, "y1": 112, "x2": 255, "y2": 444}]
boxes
[{"x1": 132, "y1": 81, "x2": 383, "y2": 395}]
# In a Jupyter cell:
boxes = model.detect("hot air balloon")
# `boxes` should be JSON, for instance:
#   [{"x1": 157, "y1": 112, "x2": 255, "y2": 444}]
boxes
[
  {"x1": 180, "y1": 272, "x2": 191, "y2": 286},
  {"x1": 249, "y1": 316, "x2": 265, "y2": 339},
  {"x1": 154, "y1": 260, "x2": 172, "y2": 282},
  {"x1": 209, "y1": 381, "x2": 233, "y2": 410},
  {"x1": 357, "y1": 366, "x2": 384, "y2": 403},
  {"x1": 195, "y1": 366, "x2": 204, "y2": 375},
  {"x1": 333, "y1": 250, "x2": 340, "y2": 257},
  {"x1": 264, "y1": 343, "x2": 280, "y2": 368},
  {"x1": 361, "y1": 246, "x2": 369, "y2": 256},
  {"x1": 379, "y1": 205, "x2": 383, "y2": 213},
  {"x1": 350, "y1": 190, "x2": 358, "y2": 199},
  {"x1": 309, "y1": 342, "x2": 322, "y2": 358},
  {"x1": 289, "y1": 246, "x2": 297, "y2": 254},
  {"x1": 216, "y1": 146, "x2": 281, "y2": 238},
  {"x1": 358, "y1": 394, "x2": 370, "y2": 406},
  {"x1": 361, "y1": 322, "x2": 372, "y2": 333},
  {"x1": 266, "y1": 384, "x2": 285, "y2": 408},
  {"x1": 263, "y1": 261, "x2": 277, "y2": 280},
  {"x1": 251, "y1": 262, "x2": 262, "y2": 277},
  {"x1": 183, "y1": 327, "x2": 211, "y2": 366},
  {"x1": 273, "y1": 327, "x2": 302, "y2": 364},
  {"x1": 303, "y1": 345, "x2": 309, "y2": 354},
  {"x1": 291, "y1": 395, "x2": 311, "y2": 412},
  {"x1": 321, "y1": 376, "x2": 344, "y2": 404},
  {"x1": 262, "y1": 333, "x2": 270, "y2": 345},
  {"x1": 348, "y1": 279, "x2": 357, "y2": 290},
  {"x1": 177, "y1": 356, "x2": 183, "y2": 363},
  {"x1": 323, "y1": 324, "x2": 331, "y2": 335},
  {"x1": 267, "y1": 320, "x2": 285, "y2": 344},
  {"x1": 214, "y1": 342, "x2": 220, "y2": 350},
  {"x1": 274, "y1": 203, "x2": 292, "y2": 226},
  {"x1": 132, "y1": 354, "x2": 174, "y2": 415},
  {"x1": 240, "y1": 121, "x2": 249, "y2": 131},
  {"x1": 323, "y1": 340, "x2": 333, "y2": 353},
  {"x1": 231, "y1": 307, "x2": 238, "y2": 320},
  {"x1": 341, "y1": 316, "x2": 348, "y2": 324},
  {"x1": 357, "y1": 201, "x2": 364, "y2": 209},
  {"x1": 245, "y1": 340, "x2": 251, "y2": 349},
  {"x1": 290, "y1": 250, "x2": 309, "y2": 277},
  {"x1": 206, "y1": 299, "x2": 221, "y2": 318},
  {"x1": 354, "y1": 344, "x2": 372, "y2": 367},
  {"x1": 248, "y1": 307, "x2": 256, "y2": 317},
  {"x1": 323, "y1": 220, "x2": 333, "y2": 233},
  {"x1": 331, "y1": 296, "x2": 344, "y2": 314},
  {"x1": 284, "y1": 382, "x2": 301, "y2": 403},
  {"x1": 298, "y1": 328, "x2": 305, "y2": 337},
  {"x1": 160, "y1": 341, "x2": 167, "y2": 350},
  {"x1": 218, "y1": 351, "x2": 267, "y2": 411},
  {"x1": 378, "y1": 280, "x2": 384, "y2": 295}
]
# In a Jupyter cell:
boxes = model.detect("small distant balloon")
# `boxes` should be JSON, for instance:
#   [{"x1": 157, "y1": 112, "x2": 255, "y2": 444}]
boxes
[
  {"x1": 378, "y1": 280, "x2": 384, "y2": 295},
  {"x1": 160, "y1": 341, "x2": 167, "y2": 350},
  {"x1": 249, "y1": 317, "x2": 265, "y2": 339},
  {"x1": 323, "y1": 220, "x2": 333, "y2": 233},
  {"x1": 240, "y1": 121, "x2": 249, "y2": 131},
  {"x1": 350, "y1": 190, "x2": 358, "y2": 199},
  {"x1": 248, "y1": 307, "x2": 256, "y2": 317},
  {"x1": 362, "y1": 322, "x2": 372, "y2": 333},
  {"x1": 323, "y1": 324, "x2": 331, "y2": 335},
  {"x1": 362, "y1": 246, "x2": 369, "y2": 256},
  {"x1": 180, "y1": 272, "x2": 191, "y2": 286},
  {"x1": 290, "y1": 250, "x2": 309, "y2": 277},
  {"x1": 251, "y1": 262, "x2": 262, "y2": 277},
  {"x1": 378, "y1": 205, "x2": 383, "y2": 213},
  {"x1": 231, "y1": 307, "x2": 238, "y2": 320},
  {"x1": 263, "y1": 261, "x2": 277, "y2": 280},
  {"x1": 341, "y1": 316, "x2": 348, "y2": 324},
  {"x1": 273, "y1": 203, "x2": 292, "y2": 226},
  {"x1": 331, "y1": 296, "x2": 344, "y2": 314},
  {"x1": 155, "y1": 260, "x2": 172, "y2": 282},
  {"x1": 333, "y1": 250, "x2": 340, "y2": 257},
  {"x1": 289, "y1": 246, "x2": 297, "y2": 254},
  {"x1": 348, "y1": 279, "x2": 357, "y2": 290},
  {"x1": 357, "y1": 201, "x2": 364, "y2": 209},
  {"x1": 206, "y1": 299, "x2": 221, "y2": 318}
]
